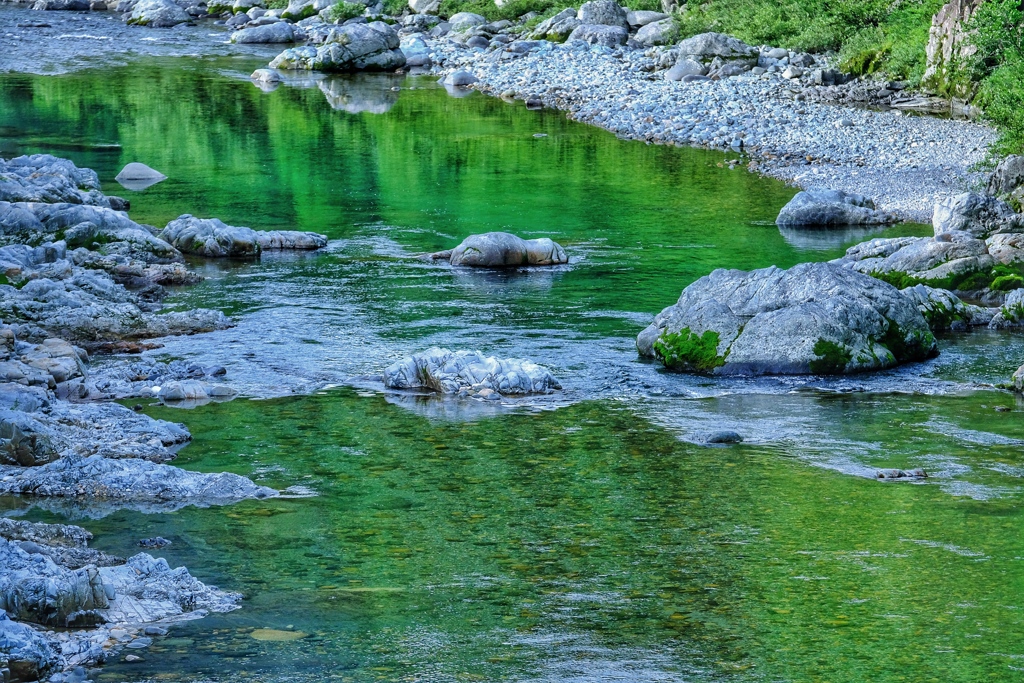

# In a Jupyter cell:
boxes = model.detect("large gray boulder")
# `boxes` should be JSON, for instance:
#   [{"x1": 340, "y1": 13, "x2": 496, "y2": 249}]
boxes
[
  {"x1": 988, "y1": 154, "x2": 1024, "y2": 207},
  {"x1": 637, "y1": 262, "x2": 936, "y2": 375},
  {"x1": 839, "y1": 232, "x2": 993, "y2": 288},
  {"x1": 665, "y1": 58, "x2": 708, "y2": 80},
  {"x1": 0, "y1": 155, "x2": 111, "y2": 207},
  {"x1": 231, "y1": 21, "x2": 304, "y2": 43},
  {"x1": 626, "y1": 9, "x2": 668, "y2": 27},
  {"x1": 576, "y1": 0, "x2": 627, "y2": 29},
  {"x1": 429, "y1": 232, "x2": 568, "y2": 267},
  {"x1": 0, "y1": 411, "x2": 59, "y2": 467},
  {"x1": 269, "y1": 22, "x2": 406, "y2": 71},
  {"x1": 0, "y1": 538, "x2": 110, "y2": 627},
  {"x1": 447, "y1": 11, "x2": 486, "y2": 31},
  {"x1": 900, "y1": 284, "x2": 994, "y2": 331},
  {"x1": 932, "y1": 192, "x2": 1024, "y2": 238},
  {"x1": 25, "y1": 203, "x2": 180, "y2": 262},
  {"x1": 776, "y1": 189, "x2": 894, "y2": 227},
  {"x1": 567, "y1": 23, "x2": 627, "y2": 47},
  {"x1": 677, "y1": 31, "x2": 757, "y2": 61},
  {"x1": 383, "y1": 348, "x2": 562, "y2": 396},
  {"x1": 529, "y1": 8, "x2": 580, "y2": 41},
  {"x1": 0, "y1": 610, "x2": 57, "y2": 681},
  {"x1": 635, "y1": 18, "x2": 678, "y2": 47},
  {"x1": 159, "y1": 215, "x2": 326, "y2": 257},
  {"x1": 127, "y1": 0, "x2": 191, "y2": 26}
]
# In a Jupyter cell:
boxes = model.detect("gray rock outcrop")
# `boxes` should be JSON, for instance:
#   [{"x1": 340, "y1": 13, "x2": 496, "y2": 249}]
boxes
[
  {"x1": 576, "y1": 0, "x2": 628, "y2": 29},
  {"x1": 988, "y1": 155, "x2": 1024, "y2": 207},
  {"x1": 159, "y1": 215, "x2": 326, "y2": 258},
  {"x1": 1, "y1": 155, "x2": 113, "y2": 208},
  {"x1": 0, "y1": 609, "x2": 57, "y2": 681},
  {"x1": 383, "y1": 348, "x2": 562, "y2": 396},
  {"x1": 776, "y1": 188, "x2": 894, "y2": 227},
  {"x1": 932, "y1": 192, "x2": 1024, "y2": 238},
  {"x1": 428, "y1": 232, "x2": 568, "y2": 267},
  {"x1": 676, "y1": 32, "x2": 758, "y2": 78},
  {"x1": 637, "y1": 262, "x2": 937, "y2": 375},
  {"x1": 231, "y1": 21, "x2": 304, "y2": 42},
  {"x1": 923, "y1": 0, "x2": 983, "y2": 96},
  {"x1": 269, "y1": 21, "x2": 406, "y2": 71},
  {"x1": 127, "y1": 0, "x2": 191, "y2": 26}
]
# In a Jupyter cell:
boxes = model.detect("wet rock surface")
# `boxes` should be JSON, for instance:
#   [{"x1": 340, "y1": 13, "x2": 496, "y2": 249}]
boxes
[
  {"x1": 637, "y1": 262, "x2": 937, "y2": 375},
  {"x1": 776, "y1": 188, "x2": 894, "y2": 227},
  {"x1": 428, "y1": 232, "x2": 567, "y2": 267},
  {"x1": 160, "y1": 215, "x2": 327, "y2": 258},
  {"x1": 383, "y1": 347, "x2": 562, "y2": 397}
]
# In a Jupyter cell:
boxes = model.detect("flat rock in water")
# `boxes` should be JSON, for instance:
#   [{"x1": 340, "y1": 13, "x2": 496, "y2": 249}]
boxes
[
  {"x1": 637, "y1": 262, "x2": 936, "y2": 375},
  {"x1": 383, "y1": 347, "x2": 562, "y2": 396},
  {"x1": 251, "y1": 628, "x2": 308, "y2": 641},
  {"x1": 429, "y1": 232, "x2": 567, "y2": 267}
]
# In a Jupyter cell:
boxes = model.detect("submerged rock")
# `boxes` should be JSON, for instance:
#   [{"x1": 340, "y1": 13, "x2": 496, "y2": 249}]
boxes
[
  {"x1": 429, "y1": 232, "x2": 568, "y2": 267},
  {"x1": 776, "y1": 188, "x2": 894, "y2": 227},
  {"x1": 0, "y1": 454, "x2": 277, "y2": 506},
  {"x1": 269, "y1": 22, "x2": 406, "y2": 72},
  {"x1": 383, "y1": 347, "x2": 562, "y2": 396},
  {"x1": 637, "y1": 262, "x2": 936, "y2": 375},
  {"x1": 159, "y1": 215, "x2": 327, "y2": 258}
]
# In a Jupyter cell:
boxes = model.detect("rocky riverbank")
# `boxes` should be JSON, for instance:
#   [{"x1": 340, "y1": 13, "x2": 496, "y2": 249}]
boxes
[{"x1": 0, "y1": 151, "x2": 336, "y2": 680}]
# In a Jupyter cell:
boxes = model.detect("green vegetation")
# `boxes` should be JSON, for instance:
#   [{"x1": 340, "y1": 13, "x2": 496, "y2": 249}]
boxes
[
  {"x1": 652, "y1": 327, "x2": 727, "y2": 372},
  {"x1": 809, "y1": 337, "x2": 851, "y2": 374},
  {"x1": 992, "y1": 273, "x2": 1024, "y2": 292},
  {"x1": 325, "y1": 0, "x2": 364, "y2": 22},
  {"x1": 674, "y1": 0, "x2": 945, "y2": 81},
  {"x1": 878, "y1": 317, "x2": 935, "y2": 363}
]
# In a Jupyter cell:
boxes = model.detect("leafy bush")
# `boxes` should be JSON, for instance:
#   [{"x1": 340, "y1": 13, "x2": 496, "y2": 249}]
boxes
[
  {"x1": 326, "y1": 0, "x2": 365, "y2": 21},
  {"x1": 963, "y1": 0, "x2": 1024, "y2": 152}
]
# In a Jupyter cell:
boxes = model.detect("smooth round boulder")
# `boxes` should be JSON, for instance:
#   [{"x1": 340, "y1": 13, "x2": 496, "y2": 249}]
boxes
[{"x1": 115, "y1": 162, "x2": 167, "y2": 191}]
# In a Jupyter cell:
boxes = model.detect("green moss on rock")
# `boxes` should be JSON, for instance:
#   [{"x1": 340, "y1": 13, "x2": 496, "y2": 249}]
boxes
[
  {"x1": 809, "y1": 338, "x2": 852, "y2": 375},
  {"x1": 653, "y1": 328, "x2": 726, "y2": 373}
]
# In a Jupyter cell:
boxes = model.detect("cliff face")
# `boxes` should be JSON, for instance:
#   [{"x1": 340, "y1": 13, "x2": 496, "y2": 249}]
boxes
[{"x1": 924, "y1": 0, "x2": 984, "y2": 97}]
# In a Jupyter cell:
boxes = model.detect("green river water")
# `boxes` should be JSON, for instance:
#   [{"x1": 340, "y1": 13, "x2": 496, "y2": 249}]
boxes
[{"x1": 1, "y1": 58, "x2": 1024, "y2": 683}]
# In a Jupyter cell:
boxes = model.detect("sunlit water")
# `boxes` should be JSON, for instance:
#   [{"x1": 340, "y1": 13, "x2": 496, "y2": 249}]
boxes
[{"x1": 1, "y1": 59, "x2": 1023, "y2": 682}]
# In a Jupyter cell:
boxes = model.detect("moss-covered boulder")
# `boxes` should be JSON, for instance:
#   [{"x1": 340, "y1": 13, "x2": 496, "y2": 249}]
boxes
[{"x1": 637, "y1": 262, "x2": 937, "y2": 375}]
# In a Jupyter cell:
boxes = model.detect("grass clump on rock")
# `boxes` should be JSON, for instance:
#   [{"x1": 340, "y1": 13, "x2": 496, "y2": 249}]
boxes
[
  {"x1": 326, "y1": 0, "x2": 364, "y2": 21},
  {"x1": 652, "y1": 328, "x2": 726, "y2": 373},
  {"x1": 809, "y1": 338, "x2": 852, "y2": 374}
]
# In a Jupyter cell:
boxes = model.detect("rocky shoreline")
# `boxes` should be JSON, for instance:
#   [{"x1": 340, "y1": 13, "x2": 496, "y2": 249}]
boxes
[{"x1": 0, "y1": 152, "x2": 330, "y2": 680}]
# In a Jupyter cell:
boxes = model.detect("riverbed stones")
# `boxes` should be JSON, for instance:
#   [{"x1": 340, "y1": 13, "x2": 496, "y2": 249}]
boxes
[
  {"x1": 637, "y1": 262, "x2": 936, "y2": 375},
  {"x1": 776, "y1": 189, "x2": 894, "y2": 227},
  {"x1": 231, "y1": 21, "x2": 304, "y2": 42},
  {"x1": 383, "y1": 347, "x2": 562, "y2": 395},
  {"x1": 447, "y1": 11, "x2": 485, "y2": 31},
  {"x1": 269, "y1": 21, "x2": 406, "y2": 71},
  {"x1": 429, "y1": 232, "x2": 567, "y2": 267},
  {"x1": 127, "y1": 0, "x2": 191, "y2": 26},
  {"x1": 932, "y1": 192, "x2": 1024, "y2": 238}
]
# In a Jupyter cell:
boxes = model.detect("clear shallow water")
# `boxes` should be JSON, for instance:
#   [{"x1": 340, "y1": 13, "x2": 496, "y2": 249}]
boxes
[{"x1": 1, "y1": 60, "x2": 1024, "y2": 682}]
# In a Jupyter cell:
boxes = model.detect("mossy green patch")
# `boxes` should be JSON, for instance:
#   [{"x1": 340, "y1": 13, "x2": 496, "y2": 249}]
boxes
[
  {"x1": 992, "y1": 274, "x2": 1024, "y2": 292},
  {"x1": 653, "y1": 328, "x2": 727, "y2": 373},
  {"x1": 809, "y1": 338, "x2": 852, "y2": 375},
  {"x1": 325, "y1": 1, "x2": 364, "y2": 22},
  {"x1": 877, "y1": 318, "x2": 936, "y2": 363}
]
